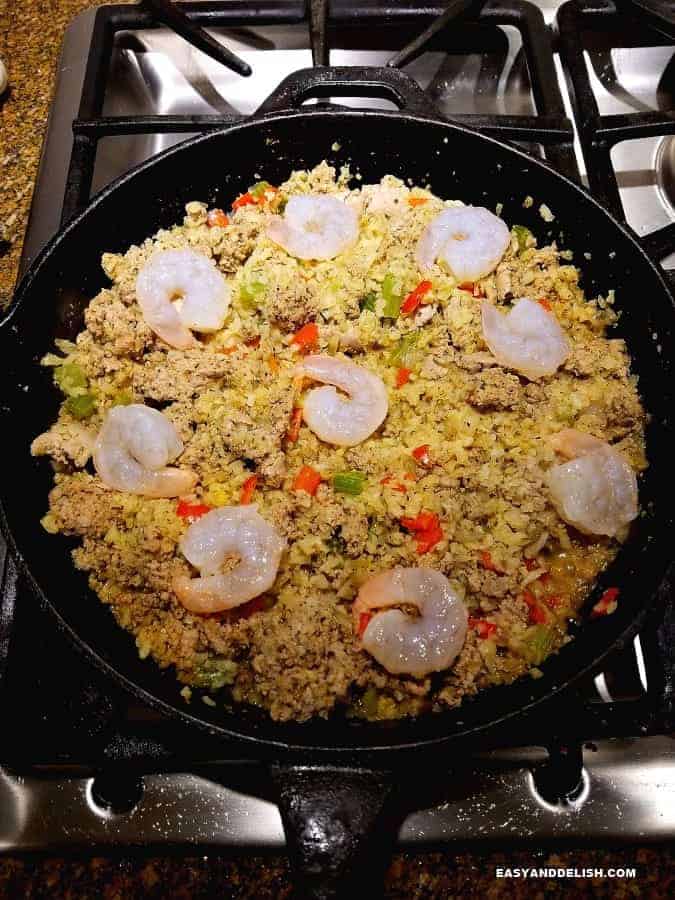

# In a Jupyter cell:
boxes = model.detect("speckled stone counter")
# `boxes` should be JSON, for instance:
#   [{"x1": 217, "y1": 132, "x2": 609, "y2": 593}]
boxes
[
  {"x1": 0, "y1": 0, "x2": 119, "y2": 306},
  {"x1": 0, "y1": 3, "x2": 673, "y2": 897},
  {"x1": 1, "y1": 847, "x2": 672, "y2": 899}
]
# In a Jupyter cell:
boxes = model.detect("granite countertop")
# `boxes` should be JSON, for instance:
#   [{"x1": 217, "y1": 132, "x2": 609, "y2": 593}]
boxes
[
  {"x1": 0, "y1": 3, "x2": 673, "y2": 897},
  {"x1": 0, "y1": 0, "x2": 116, "y2": 307}
]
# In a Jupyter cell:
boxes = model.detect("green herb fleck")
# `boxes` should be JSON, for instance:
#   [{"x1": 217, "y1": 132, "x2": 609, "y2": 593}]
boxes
[
  {"x1": 359, "y1": 292, "x2": 377, "y2": 313},
  {"x1": 326, "y1": 526, "x2": 347, "y2": 554},
  {"x1": 192, "y1": 657, "x2": 238, "y2": 692}
]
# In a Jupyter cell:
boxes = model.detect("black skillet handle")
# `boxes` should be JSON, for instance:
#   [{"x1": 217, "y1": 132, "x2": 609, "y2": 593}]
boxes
[
  {"x1": 255, "y1": 66, "x2": 437, "y2": 118},
  {"x1": 269, "y1": 764, "x2": 397, "y2": 900}
]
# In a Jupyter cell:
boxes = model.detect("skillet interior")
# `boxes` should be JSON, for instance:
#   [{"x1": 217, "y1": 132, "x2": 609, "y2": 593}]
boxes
[{"x1": 1, "y1": 110, "x2": 673, "y2": 756}]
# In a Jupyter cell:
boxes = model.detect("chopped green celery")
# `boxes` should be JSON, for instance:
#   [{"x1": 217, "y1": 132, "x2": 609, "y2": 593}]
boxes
[
  {"x1": 359, "y1": 292, "x2": 377, "y2": 313},
  {"x1": 192, "y1": 657, "x2": 238, "y2": 691},
  {"x1": 65, "y1": 392, "x2": 96, "y2": 419},
  {"x1": 524, "y1": 624, "x2": 554, "y2": 665},
  {"x1": 276, "y1": 195, "x2": 288, "y2": 214},
  {"x1": 381, "y1": 273, "x2": 401, "y2": 317},
  {"x1": 54, "y1": 338, "x2": 78, "y2": 355},
  {"x1": 112, "y1": 389, "x2": 134, "y2": 407},
  {"x1": 362, "y1": 686, "x2": 379, "y2": 718},
  {"x1": 513, "y1": 224, "x2": 534, "y2": 253},
  {"x1": 239, "y1": 280, "x2": 265, "y2": 310},
  {"x1": 41, "y1": 353, "x2": 67, "y2": 368},
  {"x1": 388, "y1": 331, "x2": 419, "y2": 368},
  {"x1": 54, "y1": 362, "x2": 88, "y2": 397},
  {"x1": 249, "y1": 181, "x2": 271, "y2": 199},
  {"x1": 332, "y1": 471, "x2": 367, "y2": 495}
]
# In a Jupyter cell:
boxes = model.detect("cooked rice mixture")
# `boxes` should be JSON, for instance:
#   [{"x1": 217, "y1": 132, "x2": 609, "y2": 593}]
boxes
[{"x1": 33, "y1": 162, "x2": 646, "y2": 722}]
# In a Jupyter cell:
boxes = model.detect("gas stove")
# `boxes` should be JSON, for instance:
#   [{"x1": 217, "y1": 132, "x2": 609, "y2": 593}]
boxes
[{"x1": 2, "y1": 0, "x2": 674, "y2": 856}]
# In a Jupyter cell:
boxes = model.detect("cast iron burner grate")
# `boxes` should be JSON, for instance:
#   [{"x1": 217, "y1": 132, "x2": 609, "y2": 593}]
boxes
[
  {"x1": 557, "y1": 0, "x2": 675, "y2": 274},
  {"x1": 62, "y1": 0, "x2": 579, "y2": 224},
  {"x1": 1, "y1": 0, "x2": 673, "y2": 852}
]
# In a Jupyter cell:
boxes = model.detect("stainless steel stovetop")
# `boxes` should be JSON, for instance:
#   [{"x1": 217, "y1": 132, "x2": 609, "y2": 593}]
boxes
[{"x1": 3, "y1": 0, "x2": 674, "y2": 856}]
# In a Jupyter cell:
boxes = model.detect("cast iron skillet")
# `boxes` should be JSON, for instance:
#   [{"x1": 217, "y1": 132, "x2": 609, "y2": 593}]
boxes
[{"x1": 1, "y1": 69, "x2": 673, "y2": 896}]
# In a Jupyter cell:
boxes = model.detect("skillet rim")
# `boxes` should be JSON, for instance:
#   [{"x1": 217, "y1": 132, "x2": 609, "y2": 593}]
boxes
[{"x1": 1, "y1": 106, "x2": 673, "y2": 756}]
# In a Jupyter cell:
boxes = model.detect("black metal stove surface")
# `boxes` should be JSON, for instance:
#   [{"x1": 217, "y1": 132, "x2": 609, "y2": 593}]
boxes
[{"x1": 1, "y1": 0, "x2": 674, "y2": 854}]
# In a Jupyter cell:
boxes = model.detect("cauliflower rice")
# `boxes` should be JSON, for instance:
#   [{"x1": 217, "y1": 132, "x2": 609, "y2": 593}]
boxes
[{"x1": 32, "y1": 162, "x2": 646, "y2": 722}]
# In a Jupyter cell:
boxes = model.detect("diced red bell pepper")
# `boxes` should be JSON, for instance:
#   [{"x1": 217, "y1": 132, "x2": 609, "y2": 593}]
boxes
[
  {"x1": 524, "y1": 557, "x2": 538, "y2": 571},
  {"x1": 239, "y1": 475, "x2": 258, "y2": 505},
  {"x1": 480, "y1": 550, "x2": 503, "y2": 574},
  {"x1": 529, "y1": 605, "x2": 548, "y2": 624},
  {"x1": 286, "y1": 406, "x2": 303, "y2": 444},
  {"x1": 468, "y1": 617, "x2": 498, "y2": 639},
  {"x1": 396, "y1": 367, "x2": 412, "y2": 388},
  {"x1": 380, "y1": 475, "x2": 407, "y2": 493},
  {"x1": 245, "y1": 336, "x2": 261, "y2": 348},
  {"x1": 293, "y1": 465, "x2": 323, "y2": 496},
  {"x1": 458, "y1": 281, "x2": 484, "y2": 298},
  {"x1": 291, "y1": 322, "x2": 319, "y2": 352},
  {"x1": 537, "y1": 298, "x2": 553, "y2": 312},
  {"x1": 400, "y1": 511, "x2": 443, "y2": 554},
  {"x1": 544, "y1": 594, "x2": 564, "y2": 609},
  {"x1": 522, "y1": 589, "x2": 547, "y2": 624},
  {"x1": 357, "y1": 612, "x2": 373, "y2": 638},
  {"x1": 207, "y1": 208, "x2": 229, "y2": 228},
  {"x1": 412, "y1": 444, "x2": 432, "y2": 468},
  {"x1": 591, "y1": 587, "x2": 620, "y2": 618},
  {"x1": 232, "y1": 192, "x2": 256, "y2": 210},
  {"x1": 408, "y1": 197, "x2": 428, "y2": 207},
  {"x1": 176, "y1": 500, "x2": 212, "y2": 522},
  {"x1": 401, "y1": 280, "x2": 432, "y2": 316}
]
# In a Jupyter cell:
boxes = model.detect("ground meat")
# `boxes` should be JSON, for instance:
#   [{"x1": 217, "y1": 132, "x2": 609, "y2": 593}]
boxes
[
  {"x1": 214, "y1": 210, "x2": 262, "y2": 274},
  {"x1": 281, "y1": 494, "x2": 369, "y2": 558},
  {"x1": 74, "y1": 535, "x2": 184, "y2": 595},
  {"x1": 465, "y1": 568, "x2": 516, "y2": 599},
  {"x1": 494, "y1": 245, "x2": 576, "y2": 301},
  {"x1": 46, "y1": 474, "x2": 132, "y2": 538},
  {"x1": 181, "y1": 382, "x2": 293, "y2": 487},
  {"x1": 468, "y1": 368, "x2": 522, "y2": 410},
  {"x1": 84, "y1": 289, "x2": 154, "y2": 358},
  {"x1": 454, "y1": 351, "x2": 499, "y2": 372},
  {"x1": 563, "y1": 338, "x2": 629, "y2": 378},
  {"x1": 31, "y1": 422, "x2": 95, "y2": 468},
  {"x1": 265, "y1": 279, "x2": 318, "y2": 332},
  {"x1": 133, "y1": 349, "x2": 234, "y2": 403},
  {"x1": 233, "y1": 595, "x2": 366, "y2": 721},
  {"x1": 420, "y1": 355, "x2": 447, "y2": 380}
]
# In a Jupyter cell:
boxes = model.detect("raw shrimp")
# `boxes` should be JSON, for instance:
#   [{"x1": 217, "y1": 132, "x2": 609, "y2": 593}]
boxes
[
  {"x1": 267, "y1": 195, "x2": 359, "y2": 260},
  {"x1": 354, "y1": 567, "x2": 468, "y2": 677},
  {"x1": 295, "y1": 354, "x2": 388, "y2": 447},
  {"x1": 135, "y1": 248, "x2": 231, "y2": 349},
  {"x1": 481, "y1": 298, "x2": 570, "y2": 379},
  {"x1": 93, "y1": 404, "x2": 197, "y2": 498},
  {"x1": 173, "y1": 506, "x2": 285, "y2": 614},
  {"x1": 545, "y1": 428, "x2": 638, "y2": 537},
  {"x1": 415, "y1": 206, "x2": 510, "y2": 280}
]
